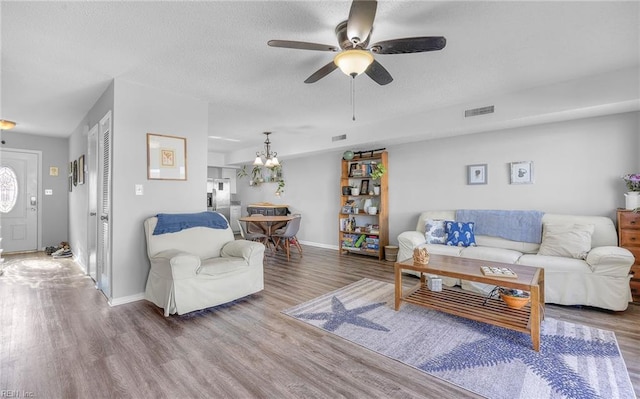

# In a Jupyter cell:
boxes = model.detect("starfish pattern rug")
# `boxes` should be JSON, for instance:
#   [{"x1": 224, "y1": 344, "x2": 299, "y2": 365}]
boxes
[{"x1": 282, "y1": 278, "x2": 636, "y2": 399}]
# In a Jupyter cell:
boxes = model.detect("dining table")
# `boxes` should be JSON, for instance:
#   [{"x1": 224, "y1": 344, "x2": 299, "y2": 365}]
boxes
[{"x1": 239, "y1": 214, "x2": 295, "y2": 237}]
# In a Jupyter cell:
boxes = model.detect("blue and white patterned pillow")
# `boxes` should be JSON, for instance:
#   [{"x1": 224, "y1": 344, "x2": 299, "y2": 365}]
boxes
[
  {"x1": 424, "y1": 219, "x2": 447, "y2": 244},
  {"x1": 445, "y1": 221, "x2": 477, "y2": 247}
]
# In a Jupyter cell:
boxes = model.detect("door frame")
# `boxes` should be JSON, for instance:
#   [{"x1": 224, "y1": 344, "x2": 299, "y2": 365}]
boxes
[
  {"x1": 86, "y1": 124, "x2": 99, "y2": 282},
  {"x1": 97, "y1": 111, "x2": 113, "y2": 300},
  {"x1": 0, "y1": 147, "x2": 43, "y2": 253}
]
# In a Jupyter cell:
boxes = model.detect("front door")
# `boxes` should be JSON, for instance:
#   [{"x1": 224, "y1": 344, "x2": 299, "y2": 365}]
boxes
[{"x1": 0, "y1": 149, "x2": 39, "y2": 253}]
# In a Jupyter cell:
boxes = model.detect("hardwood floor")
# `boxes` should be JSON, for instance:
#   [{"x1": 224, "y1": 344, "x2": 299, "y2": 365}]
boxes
[{"x1": 1, "y1": 247, "x2": 639, "y2": 398}]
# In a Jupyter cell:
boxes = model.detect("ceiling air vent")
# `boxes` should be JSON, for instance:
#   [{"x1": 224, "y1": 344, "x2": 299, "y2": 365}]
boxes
[
  {"x1": 332, "y1": 134, "x2": 347, "y2": 142},
  {"x1": 464, "y1": 105, "x2": 495, "y2": 118}
]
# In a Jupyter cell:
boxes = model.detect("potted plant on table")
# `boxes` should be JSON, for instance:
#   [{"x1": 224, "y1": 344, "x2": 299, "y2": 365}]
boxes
[{"x1": 622, "y1": 173, "x2": 640, "y2": 211}]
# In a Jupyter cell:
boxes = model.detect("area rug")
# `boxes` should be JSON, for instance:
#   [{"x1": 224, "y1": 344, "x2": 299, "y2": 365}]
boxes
[
  {"x1": 0, "y1": 256, "x2": 88, "y2": 289},
  {"x1": 282, "y1": 278, "x2": 636, "y2": 399}
]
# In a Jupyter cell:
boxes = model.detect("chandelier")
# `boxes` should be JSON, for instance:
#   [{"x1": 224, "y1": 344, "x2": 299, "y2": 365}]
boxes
[
  {"x1": 0, "y1": 120, "x2": 17, "y2": 130},
  {"x1": 253, "y1": 132, "x2": 280, "y2": 168}
]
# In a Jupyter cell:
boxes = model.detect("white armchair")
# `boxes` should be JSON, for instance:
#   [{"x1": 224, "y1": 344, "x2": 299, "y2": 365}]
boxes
[{"x1": 143, "y1": 212, "x2": 265, "y2": 316}]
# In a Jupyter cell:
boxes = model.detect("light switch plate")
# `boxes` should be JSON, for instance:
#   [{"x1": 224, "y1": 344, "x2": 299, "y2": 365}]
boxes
[
  {"x1": 45, "y1": 189, "x2": 53, "y2": 195},
  {"x1": 135, "y1": 184, "x2": 144, "y2": 196}
]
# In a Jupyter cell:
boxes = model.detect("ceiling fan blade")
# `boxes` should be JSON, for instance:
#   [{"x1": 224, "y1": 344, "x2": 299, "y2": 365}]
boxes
[
  {"x1": 304, "y1": 61, "x2": 338, "y2": 84},
  {"x1": 370, "y1": 36, "x2": 446, "y2": 54},
  {"x1": 268, "y1": 40, "x2": 338, "y2": 52},
  {"x1": 365, "y1": 60, "x2": 393, "y2": 86},
  {"x1": 347, "y1": 0, "x2": 377, "y2": 45}
]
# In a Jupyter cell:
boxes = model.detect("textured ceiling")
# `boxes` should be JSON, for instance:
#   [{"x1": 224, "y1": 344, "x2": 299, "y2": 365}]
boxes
[{"x1": 2, "y1": 1, "x2": 639, "y2": 160}]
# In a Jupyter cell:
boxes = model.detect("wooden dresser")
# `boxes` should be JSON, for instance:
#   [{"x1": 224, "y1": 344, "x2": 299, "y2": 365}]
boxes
[{"x1": 617, "y1": 209, "x2": 640, "y2": 302}]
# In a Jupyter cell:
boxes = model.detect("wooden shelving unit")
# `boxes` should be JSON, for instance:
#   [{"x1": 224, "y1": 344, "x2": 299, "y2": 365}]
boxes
[
  {"x1": 338, "y1": 151, "x2": 388, "y2": 260},
  {"x1": 617, "y1": 209, "x2": 640, "y2": 303}
]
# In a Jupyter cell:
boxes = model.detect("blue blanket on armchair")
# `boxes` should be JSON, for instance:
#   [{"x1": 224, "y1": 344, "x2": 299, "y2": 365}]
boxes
[
  {"x1": 455, "y1": 209, "x2": 544, "y2": 244},
  {"x1": 153, "y1": 211, "x2": 228, "y2": 235}
]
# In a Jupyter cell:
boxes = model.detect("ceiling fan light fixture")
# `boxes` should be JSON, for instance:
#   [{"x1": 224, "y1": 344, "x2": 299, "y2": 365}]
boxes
[
  {"x1": 0, "y1": 120, "x2": 17, "y2": 130},
  {"x1": 334, "y1": 49, "x2": 374, "y2": 77}
]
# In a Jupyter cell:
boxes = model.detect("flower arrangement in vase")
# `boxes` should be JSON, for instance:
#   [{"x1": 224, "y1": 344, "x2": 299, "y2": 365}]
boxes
[
  {"x1": 622, "y1": 174, "x2": 640, "y2": 192},
  {"x1": 622, "y1": 174, "x2": 640, "y2": 210}
]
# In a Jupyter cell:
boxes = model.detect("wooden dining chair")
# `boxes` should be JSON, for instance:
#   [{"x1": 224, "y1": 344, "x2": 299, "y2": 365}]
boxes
[
  {"x1": 247, "y1": 213, "x2": 265, "y2": 234},
  {"x1": 271, "y1": 216, "x2": 303, "y2": 261},
  {"x1": 237, "y1": 220, "x2": 271, "y2": 249}
]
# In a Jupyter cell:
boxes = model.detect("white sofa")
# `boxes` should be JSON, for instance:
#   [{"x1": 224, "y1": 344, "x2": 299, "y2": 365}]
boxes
[
  {"x1": 144, "y1": 213, "x2": 265, "y2": 316},
  {"x1": 398, "y1": 210, "x2": 634, "y2": 311}
]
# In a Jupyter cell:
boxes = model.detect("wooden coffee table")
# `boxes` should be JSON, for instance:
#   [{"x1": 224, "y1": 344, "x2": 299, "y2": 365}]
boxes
[{"x1": 394, "y1": 254, "x2": 545, "y2": 351}]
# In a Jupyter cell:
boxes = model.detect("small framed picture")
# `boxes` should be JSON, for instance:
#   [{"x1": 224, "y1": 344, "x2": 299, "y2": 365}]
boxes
[
  {"x1": 467, "y1": 164, "x2": 487, "y2": 185},
  {"x1": 349, "y1": 163, "x2": 361, "y2": 177},
  {"x1": 510, "y1": 161, "x2": 534, "y2": 184},
  {"x1": 360, "y1": 179, "x2": 369, "y2": 194},
  {"x1": 78, "y1": 155, "x2": 85, "y2": 185},
  {"x1": 147, "y1": 133, "x2": 187, "y2": 180}
]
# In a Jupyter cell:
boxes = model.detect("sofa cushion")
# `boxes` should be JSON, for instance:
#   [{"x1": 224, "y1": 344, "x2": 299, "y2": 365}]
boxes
[
  {"x1": 538, "y1": 223, "x2": 594, "y2": 260},
  {"x1": 542, "y1": 214, "x2": 617, "y2": 247},
  {"x1": 423, "y1": 243, "x2": 464, "y2": 257},
  {"x1": 424, "y1": 219, "x2": 447, "y2": 244},
  {"x1": 517, "y1": 254, "x2": 592, "y2": 274},
  {"x1": 474, "y1": 235, "x2": 540, "y2": 254},
  {"x1": 198, "y1": 257, "x2": 250, "y2": 276},
  {"x1": 460, "y1": 246, "x2": 523, "y2": 264},
  {"x1": 445, "y1": 221, "x2": 477, "y2": 247},
  {"x1": 415, "y1": 211, "x2": 456, "y2": 233}
]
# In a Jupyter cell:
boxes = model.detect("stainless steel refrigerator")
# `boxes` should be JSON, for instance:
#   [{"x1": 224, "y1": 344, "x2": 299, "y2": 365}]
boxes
[{"x1": 212, "y1": 178, "x2": 231, "y2": 223}]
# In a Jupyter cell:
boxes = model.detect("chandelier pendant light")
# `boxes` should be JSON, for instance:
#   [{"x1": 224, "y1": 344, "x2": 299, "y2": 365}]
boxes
[
  {"x1": 253, "y1": 132, "x2": 280, "y2": 168},
  {"x1": 0, "y1": 120, "x2": 17, "y2": 130}
]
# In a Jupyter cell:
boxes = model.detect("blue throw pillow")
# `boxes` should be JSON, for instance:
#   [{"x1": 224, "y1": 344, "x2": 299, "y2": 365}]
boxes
[
  {"x1": 424, "y1": 219, "x2": 447, "y2": 244},
  {"x1": 445, "y1": 221, "x2": 477, "y2": 247}
]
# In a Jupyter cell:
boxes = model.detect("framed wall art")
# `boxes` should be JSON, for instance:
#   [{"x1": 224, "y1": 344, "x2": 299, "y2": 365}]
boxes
[
  {"x1": 360, "y1": 179, "x2": 369, "y2": 195},
  {"x1": 147, "y1": 133, "x2": 187, "y2": 180},
  {"x1": 73, "y1": 159, "x2": 78, "y2": 186},
  {"x1": 510, "y1": 161, "x2": 534, "y2": 184},
  {"x1": 78, "y1": 155, "x2": 85, "y2": 184},
  {"x1": 467, "y1": 164, "x2": 487, "y2": 185}
]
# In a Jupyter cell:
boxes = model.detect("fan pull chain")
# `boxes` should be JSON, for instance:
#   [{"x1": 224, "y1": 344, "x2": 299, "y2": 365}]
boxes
[{"x1": 351, "y1": 76, "x2": 356, "y2": 121}]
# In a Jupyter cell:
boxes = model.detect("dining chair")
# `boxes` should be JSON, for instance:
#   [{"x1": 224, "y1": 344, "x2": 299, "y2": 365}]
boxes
[
  {"x1": 247, "y1": 213, "x2": 265, "y2": 234},
  {"x1": 271, "y1": 216, "x2": 303, "y2": 261},
  {"x1": 272, "y1": 213, "x2": 301, "y2": 235},
  {"x1": 237, "y1": 220, "x2": 271, "y2": 249}
]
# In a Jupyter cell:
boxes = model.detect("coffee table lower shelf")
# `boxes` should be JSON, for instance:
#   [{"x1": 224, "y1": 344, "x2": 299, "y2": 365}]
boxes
[{"x1": 402, "y1": 285, "x2": 532, "y2": 336}]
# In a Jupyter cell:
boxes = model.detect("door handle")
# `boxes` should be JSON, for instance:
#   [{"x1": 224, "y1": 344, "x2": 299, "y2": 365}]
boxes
[
  {"x1": 30, "y1": 196, "x2": 37, "y2": 206},
  {"x1": 100, "y1": 215, "x2": 109, "y2": 221},
  {"x1": 90, "y1": 212, "x2": 97, "y2": 216}
]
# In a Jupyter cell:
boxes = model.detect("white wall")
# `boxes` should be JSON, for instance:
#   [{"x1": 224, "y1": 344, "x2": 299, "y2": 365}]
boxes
[
  {"x1": 109, "y1": 79, "x2": 208, "y2": 300},
  {"x1": 238, "y1": 111, "x2": 639, "y2": 249}
]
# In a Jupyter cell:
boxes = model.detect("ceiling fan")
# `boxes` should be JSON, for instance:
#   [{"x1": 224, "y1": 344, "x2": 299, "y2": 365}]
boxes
[{"x1": 268, "y1": 0, "x2": 446, "y2": 85}]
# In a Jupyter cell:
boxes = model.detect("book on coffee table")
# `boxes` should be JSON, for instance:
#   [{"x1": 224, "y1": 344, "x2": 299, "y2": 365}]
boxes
[{"x1": 480, "y1": 265, "x2": 518, "y2": 278}]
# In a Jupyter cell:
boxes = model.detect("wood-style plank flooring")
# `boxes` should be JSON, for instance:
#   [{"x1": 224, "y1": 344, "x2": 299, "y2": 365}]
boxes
[{"x1": 1, "y1": 247, "x2": 638, "y2": 398}]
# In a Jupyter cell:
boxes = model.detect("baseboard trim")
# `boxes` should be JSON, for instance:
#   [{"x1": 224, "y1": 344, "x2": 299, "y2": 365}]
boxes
[
  {"x1": 109, "y1": 293, "x2": 145, "y2": 307},
  {"x1": 73, "y1": 256, "x2": 88, "y2": 274},
  {"x1": 298, "y1": 241, "x2": 339, "y2": 251}
]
